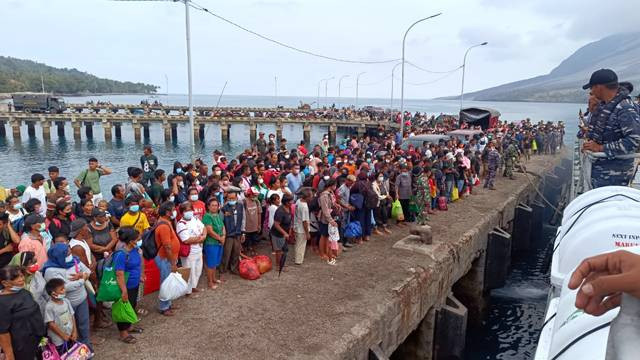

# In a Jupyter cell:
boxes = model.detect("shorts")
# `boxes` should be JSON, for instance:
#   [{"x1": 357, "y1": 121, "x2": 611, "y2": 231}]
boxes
[
  {"x1": 271, "y1": 235, "x2": 286, "y2": 251},
  {"x1": 318, "y1": 222, "x2": 329, "y2": 236},
  {"x1": 203, "y1": 243, "x2": 223, "y2": 269}
]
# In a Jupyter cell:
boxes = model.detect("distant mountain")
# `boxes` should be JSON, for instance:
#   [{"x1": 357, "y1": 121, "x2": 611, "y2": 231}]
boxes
[
  {"x1": 0, "y1": 56, "x2": 158, "y2": 95},
  {"x1": 439, "y1": 32, "x2": 640, "y2": 103}
]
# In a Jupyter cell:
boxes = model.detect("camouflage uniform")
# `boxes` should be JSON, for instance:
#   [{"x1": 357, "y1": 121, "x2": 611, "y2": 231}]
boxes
[
  {"x1": 503, "y1": 142, "x2": 519, "y2": 178},
  {"x1": 588, "y1": 89, "x2": 640, "y2": 188},
  {"x1": 484, "y1": 148, "x2": 501, "y2": 189}
]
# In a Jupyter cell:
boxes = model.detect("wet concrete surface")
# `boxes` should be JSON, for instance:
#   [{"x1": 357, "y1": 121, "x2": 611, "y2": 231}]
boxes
[{"x1": 93, "y1": 153, "x2": 563, "y2": 360}]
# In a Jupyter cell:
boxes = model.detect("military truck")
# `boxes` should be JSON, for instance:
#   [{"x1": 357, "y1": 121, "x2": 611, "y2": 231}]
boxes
[{"x1": 11, "y1": 93, "x2": 66, "y2": 113}]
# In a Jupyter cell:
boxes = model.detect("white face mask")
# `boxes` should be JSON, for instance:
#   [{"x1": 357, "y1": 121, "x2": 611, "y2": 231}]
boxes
[
  {"x1": 378, "y1": 177, "x2": 384, "y2": 182},
  {"x1": 214, "y1": 170, "x2": 221, "y2": 176},
  {"x1": 323, "y1": 176, "x2": 330, "y2": 181},
  {"x1": 169, "y1": 195, "x2": 175, "y2": 202},
  {"x1": 258, "y1": 178, "x2": 264, "y2": 184},
  {"x1": 178, "y1": 181, "x2": 184, "y2": 188},
  {"x1": 171, "y1": 210, "x2": 177, "y2": 219},
  {"x1": 183, "y1": 211, "x2": 194, "y2": 220},
  {"x1": 190, "y1": 194, "x2": 198, "y2": 202}
]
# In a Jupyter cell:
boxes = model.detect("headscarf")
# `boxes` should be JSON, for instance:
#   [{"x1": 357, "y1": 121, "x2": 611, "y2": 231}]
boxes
[{"x1": 41, "y1": 243, "x2": 77, "y2": 275}]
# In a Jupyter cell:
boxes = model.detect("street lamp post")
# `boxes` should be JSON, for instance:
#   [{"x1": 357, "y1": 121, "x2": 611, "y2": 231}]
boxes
[
  {"x1": 355, "y1": 72, "x2": 366, "y2": 109},
  {"x1": 337, "y1": 75, "x2": 350, "y2": 108},
  {"x1": 390, "y1": 62, "x2": 401, "y2": 109},
  {"x1": 460, "y1": 42, "x2": 488, "y2": 111},
  {"x1": 399, "y1": 13, "x2": 442, "y2": 141},
  {"x1": 325, "y1": 76, "x2": 334, "y2": 107},
  {"x1": 184, "y1": 0, "x2": 195, "y2": 161}
]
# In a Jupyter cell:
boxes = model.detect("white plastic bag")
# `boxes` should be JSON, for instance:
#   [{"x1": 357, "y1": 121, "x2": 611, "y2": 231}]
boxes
[
  {"x1": 328, "y1": 223, "x2": 340, "y2": 243},
  {"x1": 158, "y1": 272, "x2": 189, "y2": 302},
  {"x1": 29, "y1": 271, "x2": 48, "y2": 316}
]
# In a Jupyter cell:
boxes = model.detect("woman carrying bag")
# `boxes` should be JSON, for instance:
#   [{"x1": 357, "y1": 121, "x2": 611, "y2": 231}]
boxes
[{"x1": 112, "y1": 227, "x2": 144, "y2": 344}]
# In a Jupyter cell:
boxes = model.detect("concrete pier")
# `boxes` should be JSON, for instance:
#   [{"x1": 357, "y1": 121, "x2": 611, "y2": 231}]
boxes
[
  {"x1": 220, "y1": 122, "x2": 230, "y2": 142},
  {"x1": 41, "y1": 117, "x2": 51, "y2": 141},
  {"x1": 276, "y1": 121, "x2": 283, "y2": 141},
  {"x1": 11, "y1": 118, "x2": 21, "y2": 141},
  {"x1": 84, "y1": 121, "x2": 93, "y2": 139},
  {"x1": 114, "y1": 123, "x2": 122, "y2": 139},
  {"x1": 94, "y1": 153, "x2": 568, "y2": 360},
  {"x1": 103, "y1": 120, "x2": 112, "y2": 142},
  {"x1": 26, "y1": 121, "x2": 36, "y2": 138},
  {"x1": 56, "y1": 121, "x2": 65, "y2": 137},
  {"x1": 132, "y1": 122, "x2": 141, "y2": 142},
  {"x1": 249, "y1": 122, "x2": 257, "y2": 144},
  {"x1": 162, "y1": 121, "x2": 171, "y2": 142},
  {"x1": 303, "y1": 123, "x2": 311, "y2": 146},
  {"x1": 171, "y1": 124, "x2": 177, "y2": 142},
  {"x1": 71, "y1": 119, "x2": 81, "y2": 140},
  {"x1": 0, "y1": 121, "x2": 5, "y2": 138},
  {"x1": 143, "y1": 123, "x2": 151, "y2": 140}
]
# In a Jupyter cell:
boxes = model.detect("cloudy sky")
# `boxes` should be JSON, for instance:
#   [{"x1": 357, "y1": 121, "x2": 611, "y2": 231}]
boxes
[{"x1": 2, "y1": 0, "x2": 638, "y2": 100}]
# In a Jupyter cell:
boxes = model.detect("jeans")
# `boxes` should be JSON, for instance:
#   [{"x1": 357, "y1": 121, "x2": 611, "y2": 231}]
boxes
[
  {"x1": 155, "y1": 256, "x2": 172, "y2": 311},
  {"x1": 445, "y1": 180, "x2": 454, "y2": 201},
  {"x1": 456, "y1": 179, "x2": 465, "y2": 195},
  {"x1": 73, "y1": 299, "x2": 92, "y2": 351}
]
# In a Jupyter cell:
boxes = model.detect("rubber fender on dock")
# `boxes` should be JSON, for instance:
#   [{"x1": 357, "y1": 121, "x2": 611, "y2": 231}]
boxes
[
  {"x1": 512, "y1": 203, "x2": 534, "y2": 254},
  {"x1": 433, "y1": 294, "x2": 468, "y2": 360},
  {"x1": 484, "y1": 227, "x2": 511, "y2": 291}
]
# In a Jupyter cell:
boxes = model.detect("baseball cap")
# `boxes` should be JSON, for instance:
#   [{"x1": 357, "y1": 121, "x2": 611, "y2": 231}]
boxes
[{"x1": 582, "y1": 69, "x2": 618, "y2": 90}]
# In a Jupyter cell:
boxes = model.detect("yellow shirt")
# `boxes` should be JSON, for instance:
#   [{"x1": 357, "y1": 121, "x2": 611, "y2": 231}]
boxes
[
  {"x1": 0, "y1": 186, "x2": 8, "y2": 202},
  {"x1": 120, "y1": 212, "x2": 150, "y2": 235}
]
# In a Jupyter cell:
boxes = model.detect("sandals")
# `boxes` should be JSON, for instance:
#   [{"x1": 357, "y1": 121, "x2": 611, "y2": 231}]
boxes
[
  {"x1": 137, "y1": 308, "x2": 149, "y2": 316},
  {"x1": 159, "y1": 309, "x2": 175, "y2": 317},
  {"x1": 129, "y1": 327, "x2": 144, "y2": 334},
  {"x1": 120, "y1": 335, "x2": 137, "y2": 344}
]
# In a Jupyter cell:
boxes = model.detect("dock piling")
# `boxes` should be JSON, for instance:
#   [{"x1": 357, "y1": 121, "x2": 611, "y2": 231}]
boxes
[
  {"x1": 71, "y1": 118, "x2": 81, "y2": 141},
  {"x1": 171, "y1": 124, "x2": 177, "y2": 141},
  {"x1": 102, "y1": 120, "x2": 112, "y2": 142},
  {"x1": 249, "y1": 123, "x2": 257, "y2": 144},
  {"x1": 328, "y1": 124, "x2": 337, "y2": 145},
  {"x1": 132, "y1": 122, "x2": 141, "y2": 142},
  {"x1": 143, "y1": 123, "x2": 150, "y2": 140},
  {"x1": 276, "y1": 122, "x2": 283, "y2": 142},
  {"x1": 163, "y1": 121, "x2": 171, "y2": 142},
  {"x1": 114, "y1": 123, "x2": 122, "y2": 139},
  {"x1": 56, "y1": 121, "x2": 65, "y2": 137},
  {"x1": 0, "y1": 120, "x2": 5, "y2": 138},
  {"x1": 220, "y1": 122, "x2": 230, "y2": 142},
  {"x1": 84, "y1": 121, "x2": 93, "y2": 139},
  {"x1": 26, "y1": 121, "x2": 36, "y2": 138},
  {"x1": 40, "y1": 117, "x2": 51, "y2": 141},
  {"x1": 10, "y1": 117, "x2": 21, "y2": 141},
  {"x1": 303, "y1": 123, "x2": 311, "y2": 146},
  {"x1": 198, "y1": 123, "x2": 205, "y2": 142}
]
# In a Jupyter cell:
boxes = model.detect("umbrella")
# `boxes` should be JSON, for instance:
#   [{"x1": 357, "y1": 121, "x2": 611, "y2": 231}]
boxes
[{"x1": 278, "y1": 242, "x2": 289, "y2": 277}]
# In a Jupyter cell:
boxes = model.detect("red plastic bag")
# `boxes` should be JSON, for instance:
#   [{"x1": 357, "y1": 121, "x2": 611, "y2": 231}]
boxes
[
  {"x1": 239, "y1": 258, "x2": 261, "y2": 280},
  {"x1": 253, "y1": 255, "x2": 272, "y2": 274},
  {"x1": 437, "y1": 196, "x2": 448, "y2": 211}
]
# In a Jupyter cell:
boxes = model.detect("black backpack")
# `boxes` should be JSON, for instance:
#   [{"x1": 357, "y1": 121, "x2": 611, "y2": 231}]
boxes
[
  {"x1": 364, "y1": 184, "x2": 378, "y2": 209},
  {"x1": 141, "y1": 222, "x2": 168, "y2": 260}
]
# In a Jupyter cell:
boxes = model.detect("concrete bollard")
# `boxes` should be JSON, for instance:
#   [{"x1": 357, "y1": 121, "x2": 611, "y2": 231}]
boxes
[
  {"x1": 512, "y1": 203, "x2": 533, "y2": 254},
  {"x1": 433, "y1": 294, "x2": 468, "y2": 360},
  {"x1": 409, "y1": 225, "x2": 433, "y2": 244},
  {"x1": 484, "y1": 227, "x2": 511, "y2": 291}
]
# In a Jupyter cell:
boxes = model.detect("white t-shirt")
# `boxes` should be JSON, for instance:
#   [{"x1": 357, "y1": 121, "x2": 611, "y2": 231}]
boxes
[
  {"x1": 293, "y1": 200, "x2": 309, "y2": 234},
  {"x1": 22, "y1": 185, "x2": 47, "y2": 217},
  {"x1": 176, "y1": 218, "x2": 204, "y2": 255},
  {"x1": 267, "y1": 204, "x2": 278, "y2": 230}
]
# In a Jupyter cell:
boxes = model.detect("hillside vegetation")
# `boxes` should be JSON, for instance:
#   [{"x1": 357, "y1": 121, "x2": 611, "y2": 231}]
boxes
[{"x1": 0, "y1": 56, "x2": 158, "y2": 94}]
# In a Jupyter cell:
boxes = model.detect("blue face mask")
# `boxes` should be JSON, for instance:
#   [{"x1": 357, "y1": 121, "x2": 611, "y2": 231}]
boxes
[
  {"x1": 176, "y1": 168, "x2": 183, "y2": 174},
  {"x1": 136, "y1": 240, "x2": 142, "y2": 248},
  {"x1": 129, "y1": 205, "x2": 140, "y2": 213},
  {"x1": 183, "y1": 211, "x2": 194, "y2": 220},
  {"x1": 227, "y1": 200, "x2": 237, "y2": 206},
  {"x1": 10, "y1": 286, "x2": 23, "y2": 293}
]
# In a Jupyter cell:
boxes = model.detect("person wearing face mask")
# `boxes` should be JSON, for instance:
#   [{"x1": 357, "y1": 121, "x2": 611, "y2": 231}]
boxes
[
  {"x1": 170, "y1": 174, "x2": 188, "y2": 205},
  {"x1": 18, "y1": 214, "x2": 48, "y2": 268},
  {"x1": 150, "y1": 169, "x2": 167, "y2": 207},
  {"x1": 220, "y1": 191, "x2": 244, "y2": 275},
  {"x1": 186, "y1": 187, "x2": 206, "y2": 221},
  {"x1": 112, "y1": 227, "x2": 144, "y2": 344},
  {"x1": 285, "y1": 164, "x2": 304, "y2": 196},
  {"x1": 119, "y1": 195, "x2": 150, "y2": 236},
  {"x1": 48, "y1": 176, "x2": 71, "y2": 203},
  {"x1": 42, "y1": 243, "x2": 92, "y2": 351},
  {"x1": 0, "y1": 266, "x2": 46, "y2": 360},
  {"x1": 48, "y1": 201, "x2": 74, "y2": 240},
  {"x1": 176, "y1": 202, "x2": 206, "y2": 295},
  {"x1": 44, "y1": 278, "x2": 78, "y2": 353},
  {"x1": 9, "y1": 251, "x2": 47, "y2": 313},
  {"x1": 372, "y1": 172, "x2": 392, "y2": 235},
  {"x1": 154, "y1": 202, "x2": 181, "y2": 316},
  {"x1": 89, "y1": 210, "x2": 117, "y2": 264},
  {"x1": 5, "y1": 195, "x2": 26, "y2": 224}
]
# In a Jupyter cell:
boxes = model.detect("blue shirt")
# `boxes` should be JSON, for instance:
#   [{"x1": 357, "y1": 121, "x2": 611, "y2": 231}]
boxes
[
  {"x1": 108, "y1": 198, "x2": 125, "y2": 220},
  {"x1": 286, "y1": 172, "x2": 304, "y2": 194},
  {"x1": 113, "y1": 248, "x2": 142, "y2": 289}
]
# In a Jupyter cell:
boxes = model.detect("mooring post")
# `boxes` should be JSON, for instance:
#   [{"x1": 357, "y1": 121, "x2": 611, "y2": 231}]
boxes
[
  {"x1": 26, "y1": 121, "x2": 36, "y2": 138},
  {"x1": 102, "y1": 119, "x2": 112, "y2": 142},
  {"x1": 84, "y1": 121, "x2": 93, "y2": 139},
  {"x1": 10, "y1": 117, "x2": 21, "y2": 141},
  {"x1": 249, "y1": 122, "x2": 257, "y2": 144},
  {"x1": 220, "y1": 122, "x2": 230, "y2": 142},
  {"x1": 56, "y1": 121, "x2": 65, "y2": 137},
  {"x1": 276, "y1": 121, "x2": 283, "y2": 142},
  {"x1": 71, "y1": 117, "x2": 81, "y2": 141},
  {"x1": 0, "y1": 120, "x2": 6, "y2": 138},
  {"x1": 40, "y1": 116, "x2": 51, "y2": 141},
  {"x1": 198, "y1": 123, "x2": 205, "y2": 142},
  {"x1": 328, "y1": 123, "x2": 337, "y2": 146},
  {"x1": 193, "y1": 121, "x2": 200, "y2": 143},
  {"x1": 303, "y1": 123, "x2": 311, "y2": 146}
]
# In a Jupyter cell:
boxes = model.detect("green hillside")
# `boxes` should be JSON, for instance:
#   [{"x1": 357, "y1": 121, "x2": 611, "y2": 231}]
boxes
[{"x1": 0, "y1": 56, "x2": 158, "y2": 94}]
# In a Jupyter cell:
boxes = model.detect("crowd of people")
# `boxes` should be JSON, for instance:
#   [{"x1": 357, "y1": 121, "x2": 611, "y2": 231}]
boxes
[{"x1": 0, "y1": 116, "x2": 564, "y2": 359}]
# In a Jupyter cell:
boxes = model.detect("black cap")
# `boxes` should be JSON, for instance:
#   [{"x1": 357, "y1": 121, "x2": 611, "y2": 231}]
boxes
[
  {"x1": 583, "y1": 69, "x2": 618, "y2": 90},
  {"x1": 31, "y1": 173, "x2": 45, "y2": 183}
]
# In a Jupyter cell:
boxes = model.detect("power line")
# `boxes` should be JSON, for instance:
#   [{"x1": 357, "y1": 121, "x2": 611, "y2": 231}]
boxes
[
  {"x1": 359, "y1": 74, "x2": 392, "y2": 86},
  {"x1": 188, "y1": 1, "x2": 400, "y2": 64},
  {"x1": 405, "y1": 70, "x2": 459, "y2": 86},
  {"x1": 406, "y1": 60, "x2": 462, "y2": 74}
]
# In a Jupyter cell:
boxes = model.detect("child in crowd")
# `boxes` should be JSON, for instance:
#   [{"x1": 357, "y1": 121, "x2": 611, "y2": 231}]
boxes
[
  {"x1": 97, "y1": 200, "x2": 111, "y2": 220},
  {"x1": 44, "y1": 278, "x2": 77, "y2": 353}
]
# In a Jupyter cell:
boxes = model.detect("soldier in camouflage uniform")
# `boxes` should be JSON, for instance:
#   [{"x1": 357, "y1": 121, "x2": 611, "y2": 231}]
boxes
[
  {"x1": 503, "y1": 139, "x2": 519, "y2": 180},
  {"x1": 484, "y1": 141, "x2": 501, "y2": 190},
  {"x1": 583, "y1": 69, "x2": 640, "y2": 188}
]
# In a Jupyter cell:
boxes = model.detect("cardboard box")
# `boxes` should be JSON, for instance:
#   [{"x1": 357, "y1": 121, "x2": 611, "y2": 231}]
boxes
[{"x1": 176, "y1": 267, "x2": 191, "y2": 283}]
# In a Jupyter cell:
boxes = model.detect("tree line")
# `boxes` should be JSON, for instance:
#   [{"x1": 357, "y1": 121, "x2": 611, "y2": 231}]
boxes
[{"x1": 0, "y1": 56, "x2": 158, "y2": 94}]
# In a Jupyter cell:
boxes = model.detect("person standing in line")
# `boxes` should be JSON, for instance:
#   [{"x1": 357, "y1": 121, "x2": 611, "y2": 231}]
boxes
[
  {"x1": 44, "y1": 278, "x2": 78, "y2": 353},
  {"x1": 176, "y1": 202, "x2": 206, "y2": 296},
  {"x1": 241, "y1": 188, "x2": 261, "y2": 256},
  {"x1": 74, "y1": 157, "x2": 112, "y2": 206},
  {"x1": 21, "y1": 174, "x2": 47, "y2": 217},
  {"x1": 44, "y1": 166, "x2": 60, "y2": 197},
  {"x1": 140, "y1": 146, "x2": 158, "y2": 189},
  {"x1": 318, "y1": 179, "x2": 338, "y2": 261},
  {"x1": 293, "y1": 188, "x2": 311, "y2": 265},
  {"x1": 202, "y1": 198, "x2": 225, "y2": 289},
  {"x1": 256, "y1": 132, "x2": 267, "y2": 155},
  {"x1": 154, "y1": 202, "x2": 180, "y2": 316},
  {"x1": 396, "y1": 165, "x2": 412, "y2": 225},
  {"x1": 484, "y1": 141, "x2": 501, "y2": 190},
  {"x1": 286, "y1": 164, "x2": 304, "y2": 196},
  {"x1": 107, "y1": 184, "x2": 126, "y2": 227},
  {"x1": 270, "y1": 194, "x2": 293, "y2": 269},
  {"x1": 220, "y1": 191, "x2": 243, "y2": 275}
]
